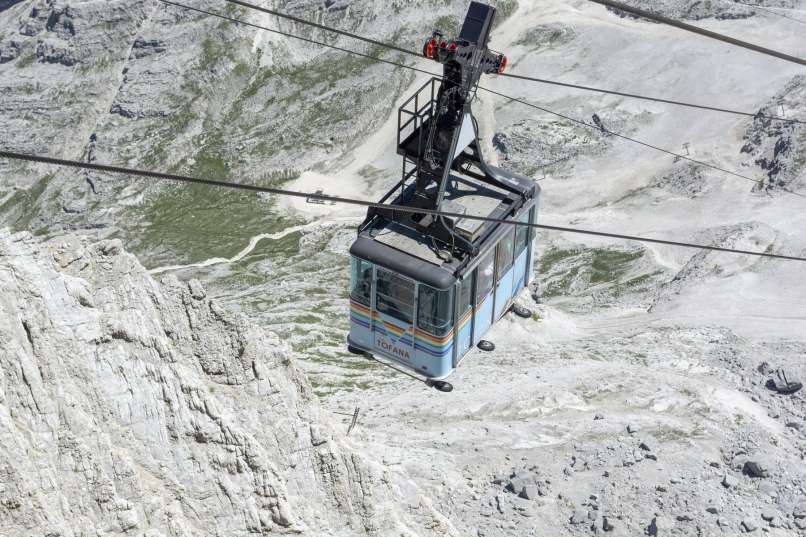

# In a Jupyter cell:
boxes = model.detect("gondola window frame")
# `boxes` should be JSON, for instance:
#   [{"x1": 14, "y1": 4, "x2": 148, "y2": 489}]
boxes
[
  {"x1": 417, "y1": 284, "x2": 455, "y2": 337},
  {"x1": 495, "y1": 227, "x2": 516, "y2": 279},
  {"x1": 374, "y1": 267, "x2": 416, "y2": 325},
  {"x1": 350, "y1": 256, "x2": 373, "y2": 307},
  {"x1": 475, "y1": 250, "x2": 496, "y2": 306}
]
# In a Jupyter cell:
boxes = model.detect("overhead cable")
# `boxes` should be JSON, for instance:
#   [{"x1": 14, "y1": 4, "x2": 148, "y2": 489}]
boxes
[
  {"x1": 2, "y1": 150, "x2": 805, "y2": 263},
  {"x1": 206, "y1": 0, "x2": 801, "y2": 124},
  {"x1": 499, "y1": 74, "x2": 806, "y2": 126},
  {"x1": 159, "y1": 0, "x2": 440, "y2": 77},
  {"x1": 219, "y1": 0, "x2": 419, "y2": 57},
  {"x1": 586, "y1": 0, "x2": 806, "y2": 66},
  {"x1": 478, "y1": 87, "x2": 806, "y2": 198},
  {"x1": 159, "y1": 0, "x2": 806, "y2": 198}
]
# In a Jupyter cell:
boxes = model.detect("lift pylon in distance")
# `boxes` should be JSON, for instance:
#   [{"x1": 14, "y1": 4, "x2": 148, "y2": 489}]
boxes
[{"x1": 346, "y1": 2, "x2": 540, "y2": 388}]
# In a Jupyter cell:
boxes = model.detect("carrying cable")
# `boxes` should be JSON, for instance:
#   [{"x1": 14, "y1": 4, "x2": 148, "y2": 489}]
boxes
[
  {"x1": 207, "y1": 0, "x2": 801, "y2": 125},
  {"x1": 158, "y1": 0, "x2": 806, "y2": 198},
  {"x1": 219, "y1": 0, "x2": 417, "y2": 57},
  {"x1": 3, "y1": 150, "x2": 806, "y2": 263},
  {"x1": 478, "y1": 87, "x2": 806, "y2": 198},
  {"x1": 498, "y1": 74, "x2": 806, "y2": 126},
  {"x1": 159, "y1": 0, "x2": 439, "y2": 78},
  {"x1": 586, "y1": 0, "x2": 806, "y2": 66}
]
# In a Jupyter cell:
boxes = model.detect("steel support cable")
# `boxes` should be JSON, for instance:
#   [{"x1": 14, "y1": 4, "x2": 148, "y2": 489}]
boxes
[
  {"x1": 2, "y1": 150, "x2": 805, "y2": 263},
  {"x1": 219, "y1": 0, "x2": 419, "y2": 57},
  {"x1": 586, "y1": 0, "x2": 806, "y2": 66},
  {"x1": 207, "y1": 0, "x2": 802, "y2": 124},
  {"x1": 480, "y1": 86, "x2": 806, "y2": 199},
  {"x1": 159, "y1": 0, "x2": 441, "y2": 77},
  {"x1": 499, "y1": 74, "x2": 806, "y2": 126},
  {"x1": 158, "y1": 0, "x2": 806, "y2": 199}
]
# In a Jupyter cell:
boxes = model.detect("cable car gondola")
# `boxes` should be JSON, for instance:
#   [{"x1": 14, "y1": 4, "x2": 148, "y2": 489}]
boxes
[{"x1": 347, "y1": 2, "x2": 540, "y2": 389}]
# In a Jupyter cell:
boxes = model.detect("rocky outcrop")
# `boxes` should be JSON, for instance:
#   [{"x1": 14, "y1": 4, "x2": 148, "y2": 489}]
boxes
[
  {"x1": 741, "y1": 75, "x2": 806, "y2": 195},
  {"x1": 0, "y1": 229, "x2": 456, "y2": 536},
  {"x1": 0, "y1": 0, "x2": 24, "y2": 13}
]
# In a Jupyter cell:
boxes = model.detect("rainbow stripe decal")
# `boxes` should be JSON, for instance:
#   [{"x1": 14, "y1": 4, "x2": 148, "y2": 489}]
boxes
[
  {"x1": 350, "y1": 300, "x2": 414, "y2": 346},
  {"x1": 350, "y1": 300, "x2": 477, "y2": 359},
  {"x1": 349, "y1": 300, "x2": 372, "y2": 330}
]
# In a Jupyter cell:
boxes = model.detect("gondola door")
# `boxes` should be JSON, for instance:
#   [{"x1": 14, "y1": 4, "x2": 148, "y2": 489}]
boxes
[
  {"x1": 512, "y1": 211, "x2": 531, "y2": 297},
  {"x1": 372, "y1": 267, "x2": 416, "y2": 366},
  {"x1": 473, "y1": 251, "x2": 496, "y2": 345},
  {"x1": 493, "y1": 228, "x2": 515, "y2": 320},
  {"x1": 454, "y1": 275, "x2": 474, "y2": 365}
]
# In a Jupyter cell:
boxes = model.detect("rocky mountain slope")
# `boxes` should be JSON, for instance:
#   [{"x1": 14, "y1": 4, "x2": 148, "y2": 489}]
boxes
[
  {"x1": 0, "y1": 0, "x2": 513, "y2": 265},
  {"x1": 3, "y1": 0, "x2": 806, "y2": 535},
  {"x1": 0, "y1": 229, "x2": 457, "y2": 536}
]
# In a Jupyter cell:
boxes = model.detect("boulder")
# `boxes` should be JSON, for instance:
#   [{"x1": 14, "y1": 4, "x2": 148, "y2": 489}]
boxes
[
  {"x1": 741, "y1": 518, "x2": 758, "y2": 533},
  {"x1": 647, "y1": 515, "x2": 673, "y2": 536},
  {"x1": 743, "y1": 461, "x2": 770, "y2": 478},
  {"x1": 520, "y1": 485, "x2": 539, "y2": 500},
  {"x1": 766, "y1": 369, "x2": 802, "y2": 394},
  {"x1": 507, "y1": 476, "x2": 528, "y2": 495}
]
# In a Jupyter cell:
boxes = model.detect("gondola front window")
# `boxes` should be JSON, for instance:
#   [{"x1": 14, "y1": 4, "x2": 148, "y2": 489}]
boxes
[
  {"x1": 350, "y1": 257, "x2": 373, "y2": 307},
  {"x1": 375, "y1": 268, "x2": 415, "y2": 324},
  {"x1": 418, "y1": 284, "x2": 455, "y2": 336}
]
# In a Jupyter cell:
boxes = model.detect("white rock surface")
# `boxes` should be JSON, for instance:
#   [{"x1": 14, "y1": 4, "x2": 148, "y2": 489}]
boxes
[{"x1": 0, "y1": 229, "x2": 457, "y2": 536}]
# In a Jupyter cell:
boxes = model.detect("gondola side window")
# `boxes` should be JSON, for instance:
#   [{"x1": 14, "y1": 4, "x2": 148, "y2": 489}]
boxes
[
  {"x1": 475, "y1": 251, "x2": 495, "y2": 305},
  {"x1": 514, "y1": 213, "x2": 529, "y2": 256},
  {"x1": 350, "y1": 257, "x2": 373, "y2": 307},
  {"x1": 375, "y1": 268, "x2": 415, "y2": 324},
  {"x1": 458, "y1": 275, "x2": 473, "y2": 315},
  {"x1": 495, "y1": 228, "x2": 515, "y2": 278},
  {"x1": 417, "y1": 284, "x2": 455, "y2": 336}
]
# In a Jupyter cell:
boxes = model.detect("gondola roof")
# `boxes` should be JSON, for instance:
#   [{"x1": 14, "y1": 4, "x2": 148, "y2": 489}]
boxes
[{"x1": 350, "y1": 164, "x2": 539, "y2": 289}]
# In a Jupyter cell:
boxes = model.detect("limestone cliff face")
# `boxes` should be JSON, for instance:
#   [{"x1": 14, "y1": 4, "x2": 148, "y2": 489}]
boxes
[{"x1": 0, "y1": 229, "x2": 455, "y2": 536}]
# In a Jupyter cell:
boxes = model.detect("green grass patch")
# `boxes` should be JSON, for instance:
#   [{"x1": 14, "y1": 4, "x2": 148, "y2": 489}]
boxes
[
  {"x1": 198, "y1": 36, "x2": 230, "y2": 73},
  {"x1": 513, "y1": 25, "x2": 574, "y2": 49},
  {"x1": 0, "y1": 174, "x2": 52, "y2": 233},
  {"x1": 538, "y1": 247, "x2": 580, "y2": 273},
  {"x1": 538, "y1": 246, "x2": 647, "y2": 299},
  {"x1": 589, "y1": 249, "x2": 643, "y2": 284},
  {"x1": 128, "y1": 182, "x2": 291, "y2": 268}
]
